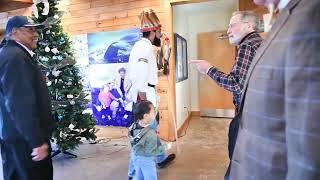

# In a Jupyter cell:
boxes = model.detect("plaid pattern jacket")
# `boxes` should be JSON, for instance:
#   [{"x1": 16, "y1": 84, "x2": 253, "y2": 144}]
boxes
[
  {"x1": 207, "y1": 32, "x2": 263, "y2": 108},
  {"x1": 230, "y1": 0, "x2": 320, "y2": 179}
]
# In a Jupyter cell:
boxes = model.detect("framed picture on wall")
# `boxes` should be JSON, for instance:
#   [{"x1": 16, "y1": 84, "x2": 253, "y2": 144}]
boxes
[{"x1": 174, "y1": 33, "x2": 188, "y2": 83}]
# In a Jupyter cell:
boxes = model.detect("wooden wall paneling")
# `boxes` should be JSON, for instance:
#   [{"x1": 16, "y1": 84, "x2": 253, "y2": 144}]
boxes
[
  {"x1": 62, "y1": 15, "x2": 99, "y2": 25},
  {"x1": 99, "y1": 11, "x2": 128, "y2": 20},
  {"x1": 0, "y1": 12, "x2": 8, "y2": 19},
  {"x1": 67, "y1": 21, "x2": 97, "y2": 32},
  {"x1": 0, "y1": 28, "x2": 4, "y2": 40},
  {"x1": 238, "y1": 0, "x2": 268, "y2": 19},
  {"x1": 0, "y1": 0, "x2": 33, "y2": 13},
  {"x1": 90, "y1": 0, "x2": 114, "y2": 8},
  {"x1": 0, "y1": 18, "x2": 7, "y2": 25}
]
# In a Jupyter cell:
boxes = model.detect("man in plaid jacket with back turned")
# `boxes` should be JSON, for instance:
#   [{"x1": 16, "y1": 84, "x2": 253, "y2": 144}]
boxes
[{"x1": 191, "y1": 11, "x2": 263, "y2": 180}]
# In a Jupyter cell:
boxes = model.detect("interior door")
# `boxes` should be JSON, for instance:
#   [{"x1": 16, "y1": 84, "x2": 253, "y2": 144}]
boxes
[{"x1": 198, "y1": 31, "x2": 235, "y2": 117}]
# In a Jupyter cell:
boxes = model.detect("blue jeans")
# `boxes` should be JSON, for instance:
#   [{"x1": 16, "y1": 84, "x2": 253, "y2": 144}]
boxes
[
  {"x1": 132, "y1": 154, "x2": 157, "y2": 180},
  {"x1": 128, "y1": 119, "x2": 167, "y2": 177}
]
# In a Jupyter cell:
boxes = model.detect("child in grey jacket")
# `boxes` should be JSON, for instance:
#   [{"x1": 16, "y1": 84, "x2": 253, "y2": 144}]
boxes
[{"x1": 128, "y1": 100, "x2": 166, "y2": 180}]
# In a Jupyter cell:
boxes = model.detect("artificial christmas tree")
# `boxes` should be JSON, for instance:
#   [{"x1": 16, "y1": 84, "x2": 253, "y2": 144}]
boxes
[{"x1": 31, "y1": 0, "x2": 96, "y2": 156}]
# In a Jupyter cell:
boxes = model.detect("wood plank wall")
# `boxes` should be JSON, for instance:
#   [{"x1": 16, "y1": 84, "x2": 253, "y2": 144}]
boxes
[
  {"x1": 0, "y1": 0, "x2": 203, "y2": 141},
  {"x1": 239, "y1": 0, "x2": 268, "y2": 19}
]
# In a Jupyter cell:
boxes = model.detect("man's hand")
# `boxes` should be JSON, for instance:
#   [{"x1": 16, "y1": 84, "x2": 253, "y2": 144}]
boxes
[
  {"x1": 189, "y1": 60, "x2": 213, "y2": 74},
  {"x1": 31, "y1": 143, "x2": 49, "y2": 161}
]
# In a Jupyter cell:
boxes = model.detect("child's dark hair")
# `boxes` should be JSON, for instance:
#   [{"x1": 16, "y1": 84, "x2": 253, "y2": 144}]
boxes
[{"x1": 133, "y1": 100, "x2": 153, "y2": 122}]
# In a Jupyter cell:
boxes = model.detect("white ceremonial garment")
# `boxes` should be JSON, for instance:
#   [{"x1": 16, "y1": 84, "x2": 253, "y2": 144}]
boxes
[{"x1": 128, "y1": 38, "x2": 159, "y2": 108}]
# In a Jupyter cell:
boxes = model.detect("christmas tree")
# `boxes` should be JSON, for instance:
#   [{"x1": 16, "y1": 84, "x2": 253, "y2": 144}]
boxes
[{"x1": 31, "y1": 0, "x2": 96, "y2": 153}]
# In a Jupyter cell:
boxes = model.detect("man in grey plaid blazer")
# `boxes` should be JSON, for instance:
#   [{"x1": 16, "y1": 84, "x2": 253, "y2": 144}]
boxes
[{"x1": 230, "y1": 0, "x2": 320, "y2": 179}]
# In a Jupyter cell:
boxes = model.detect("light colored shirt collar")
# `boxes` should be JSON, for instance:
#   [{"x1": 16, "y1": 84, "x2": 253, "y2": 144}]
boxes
[
  {"x1": 141, "y1": 37, "x2": 153, "y2": 46},
  {"x1": 278, "y1": 0, "x2": 291, "y2": 10},
  {"x1": 15, "y1": 41, "x2": 35, "y2": 57}
]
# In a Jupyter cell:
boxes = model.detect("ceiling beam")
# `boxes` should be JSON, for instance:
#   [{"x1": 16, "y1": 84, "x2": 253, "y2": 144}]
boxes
[
  {"x1": 0, "y1": 0, "x2": 33, "y2": 13},
  {"x1": 170, "y1": 0, "x2": 210, "y2": 6}
]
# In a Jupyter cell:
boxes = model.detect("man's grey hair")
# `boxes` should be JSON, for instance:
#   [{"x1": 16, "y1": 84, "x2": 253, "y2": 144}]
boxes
[
  {"x1": 232, "y1": 11, "x2": 259, "y2": 31},
  {"x1": 5, "y1": 32, "x2": 12, "y2": 40}
]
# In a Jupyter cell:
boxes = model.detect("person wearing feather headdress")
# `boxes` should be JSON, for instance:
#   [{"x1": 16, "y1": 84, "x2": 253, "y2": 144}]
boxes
[{"x1": 127, "y1": 9, "x2": 176, "y2": 180}]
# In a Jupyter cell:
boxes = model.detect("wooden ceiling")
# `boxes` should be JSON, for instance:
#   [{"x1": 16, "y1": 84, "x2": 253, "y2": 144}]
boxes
[{"x1": 0, "y1": 0, "x2": 33, "y2": 13}]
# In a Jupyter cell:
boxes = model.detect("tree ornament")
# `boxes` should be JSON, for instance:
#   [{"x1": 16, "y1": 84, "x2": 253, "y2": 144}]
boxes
[
  {"x1": 70, "y1": 100, "x2": 76, "y2": 105},
  {"x1": 68, "y1": 124, "x2": 75, "y2": 130},
  {"x1": 67, "y1": 94, "x2": 74, "y2": 99},
  {"x1": 51, "y1": 48, "x2": 59, "y2": 54},
  {"x1": 52, "y1": 68, "x2": 62, "y2": 77},
  {"x1": 45, "y1": 46, "x2": 50, "y2": 52}
]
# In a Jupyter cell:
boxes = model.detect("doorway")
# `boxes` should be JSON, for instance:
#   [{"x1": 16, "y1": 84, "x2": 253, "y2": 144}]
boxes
[{"x1": 172, "y1": 0, "x2": 237, "y2": 123}]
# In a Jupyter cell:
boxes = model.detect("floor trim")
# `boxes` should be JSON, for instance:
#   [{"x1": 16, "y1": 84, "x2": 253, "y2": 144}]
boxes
[{"x1": 177, "y1": 111, "x2": 199, "y2": 138}]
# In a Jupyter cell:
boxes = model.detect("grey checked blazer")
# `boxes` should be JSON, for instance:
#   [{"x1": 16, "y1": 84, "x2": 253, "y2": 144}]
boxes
[{"x1": 230, "y1": 0, "x2": 320, "y2": 179}]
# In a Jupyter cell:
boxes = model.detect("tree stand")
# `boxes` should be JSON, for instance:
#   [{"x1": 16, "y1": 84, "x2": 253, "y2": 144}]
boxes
[{"x1": 51, "y1": 150, "x2": 77, "y2": 158}]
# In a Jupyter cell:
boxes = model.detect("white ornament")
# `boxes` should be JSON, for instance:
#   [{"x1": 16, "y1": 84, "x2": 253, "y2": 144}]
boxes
[
  {"x1": 68, "y1": 124, "x2": 75, "y2": 130},
  {"x1": 57, "y1": 56, "x2": 63, "y2": 60},
  {"x1": 47, "y1": 81, "x2": 52, "y2": 86},
  {"x1": 67, "y1": 94, "x2": 74, "y2": 99},
  {"x1": 46, "y1": 72, "x2": 50, "y2": 76},
  {"x1": 52, "y1": 69, "x2": 62, "y2": 77},
  {"x1": 70, "y1": 100, "x2": 76, "y2": 105},
  {"x1": 59, "y1": 131, "x2": 64, "y2": 138},
  {"x1": 51, "y1": 48, "x2": 59, "y2": 54},
  {"x1": 54, "y1": 15, "x2": 59, "y2": 19},
  {"x1": 82, "y1": 109, "x2": 93, "y2": 115},
  {"x1": 46, "y1": 30, "x2": 50, "y2": 34},
  {"x1": 67, "y1": 81, "x2": 72, "y2": 85},
  {"x1": 41, "y1": 56, "x2": 49, "y2": 61},
  {"x1": 45, "y1": 46, "x2": 50, "y2": 52}
]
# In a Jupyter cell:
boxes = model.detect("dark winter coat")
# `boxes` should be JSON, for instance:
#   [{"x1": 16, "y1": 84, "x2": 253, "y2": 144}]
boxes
[{"x1": 0, "y1": 40, "x2": 54, "y2": 148}]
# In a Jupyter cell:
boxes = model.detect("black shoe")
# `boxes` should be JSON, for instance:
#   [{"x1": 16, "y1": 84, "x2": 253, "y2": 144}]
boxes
[
  {"x1": 157, "y1": 154, "x2": 176, "y2": 168},
  {"x1": 128, "y1": 176, "x2": 133, "y2": 180}
]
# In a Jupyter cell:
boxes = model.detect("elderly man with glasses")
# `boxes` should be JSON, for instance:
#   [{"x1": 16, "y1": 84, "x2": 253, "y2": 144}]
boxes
[{"x1": 191, "y1": 11, "x2": 263, "y2": 180}]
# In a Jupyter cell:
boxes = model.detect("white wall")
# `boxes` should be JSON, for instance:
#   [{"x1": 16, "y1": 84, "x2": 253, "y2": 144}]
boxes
[
  {"x1": 173, "y1": 6, "x2": 190, "y2": 129},
  {"x1": 173, "y1": 0, "x2": 237, "y2": 129}
]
